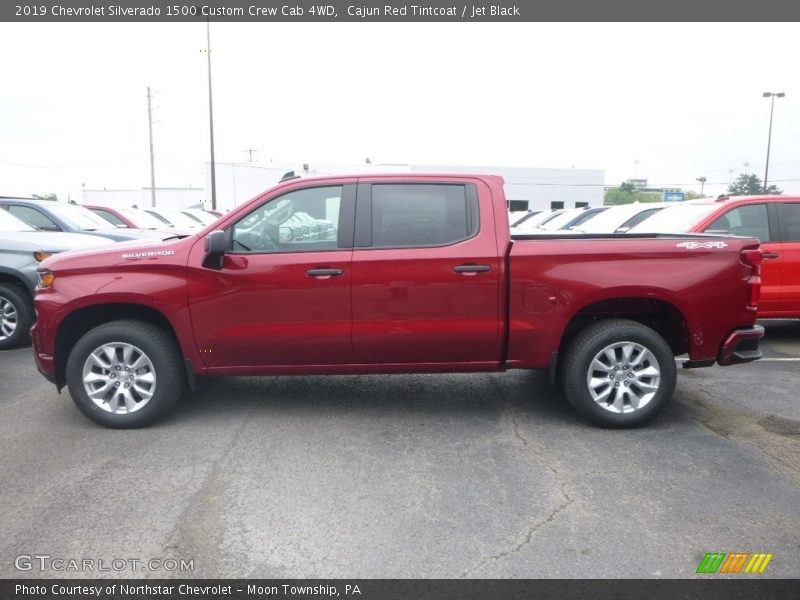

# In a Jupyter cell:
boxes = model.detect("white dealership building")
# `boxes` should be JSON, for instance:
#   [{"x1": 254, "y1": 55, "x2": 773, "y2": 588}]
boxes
[{"x1": 82, "y1": 162, "x2": 604, "y2": 213}]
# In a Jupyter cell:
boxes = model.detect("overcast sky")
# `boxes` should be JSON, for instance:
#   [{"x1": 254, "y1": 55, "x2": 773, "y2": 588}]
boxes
[{"x1": 1, "y1": 22, "x2": 798, "y2": 200}]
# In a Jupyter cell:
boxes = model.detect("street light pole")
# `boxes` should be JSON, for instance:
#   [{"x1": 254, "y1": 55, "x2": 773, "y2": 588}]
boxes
[
  {"x1": 696, "y1": 176, "x2": 707, "y2": 195},
  {"x1": 762, "y1": 92, "x2": 785, "y2": 193}
]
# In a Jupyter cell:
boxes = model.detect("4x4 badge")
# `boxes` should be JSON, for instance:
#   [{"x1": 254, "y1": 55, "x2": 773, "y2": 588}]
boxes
[{"x1": 676, "y1": 241, "x2": 728, "y2": 249}]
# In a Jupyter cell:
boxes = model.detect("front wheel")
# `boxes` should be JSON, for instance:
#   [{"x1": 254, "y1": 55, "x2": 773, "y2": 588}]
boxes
[
  {"x1": 66, "y1": 320, "x2": 185, "y2": 428},
  {"x1": 561, "y1": 319, "x2": 676, "y2": 428}
]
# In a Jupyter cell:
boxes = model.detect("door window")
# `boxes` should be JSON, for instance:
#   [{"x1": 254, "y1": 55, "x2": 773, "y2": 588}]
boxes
[
  {"x1": 370, "y1": 184, "x2": 478, "y2": 248},
  {"x1": 5, "y1": 205, "x2": 60, "y2": 231},
  {"x1": 707, "y1": 204, "x2": 771, "y2": 241},
  {"x1": 231, "y1": 186, "x2": 342, "y2": 253}
]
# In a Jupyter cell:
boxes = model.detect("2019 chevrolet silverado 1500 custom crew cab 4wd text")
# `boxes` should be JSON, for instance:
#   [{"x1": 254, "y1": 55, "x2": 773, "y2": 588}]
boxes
[{"x1": 31, "y1": 174, "x2": 764, "y2": 428}]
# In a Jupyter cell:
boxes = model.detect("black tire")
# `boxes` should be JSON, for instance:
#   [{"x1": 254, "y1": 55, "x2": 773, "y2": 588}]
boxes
[
  {"x1": 0, "y1": 283, "x2": 33, "y2": 350},
  {"x1": 561, "y1": 319, "x2": 676, "y2": 428},
  {"x1": 66, "y1": 320, "x2": 185, "y2": 428}
]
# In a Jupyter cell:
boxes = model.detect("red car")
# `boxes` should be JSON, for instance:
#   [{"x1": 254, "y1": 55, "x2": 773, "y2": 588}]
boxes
[
  {"x1": 33, "y1": 174, "x2": 763, "y2": 429},
  {"x1": 631, "y1": 195, "x2": 800, "y2": 318}
]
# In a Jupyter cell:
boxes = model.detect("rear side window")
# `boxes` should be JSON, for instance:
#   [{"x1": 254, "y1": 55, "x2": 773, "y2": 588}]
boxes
[
  {"x1": 778, "y1": 204, "x2": 800, "y2": 241},
  {"x1": 706, "y1": 204, "x2": 771, "y2": 241},
  {"x1": 370, "y1": 184, "x2": 478, "y2": 248}
]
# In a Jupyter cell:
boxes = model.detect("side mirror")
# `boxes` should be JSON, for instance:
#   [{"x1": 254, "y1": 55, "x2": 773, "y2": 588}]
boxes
[{"x1": 202, "y1": 230, "x2": 227, "y2": 270}]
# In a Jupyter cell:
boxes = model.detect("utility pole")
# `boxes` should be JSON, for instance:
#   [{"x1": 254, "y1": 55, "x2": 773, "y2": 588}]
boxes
[
  {"x1": 206, "y1": 20, "x2": 217, "y2": 210},
  {"x1": 242, "y1": 148, "x2": 258, "y2": 162},
  {"x1": 762, "y1": 92, "x2": 785, "y2": 193},
  {"x1": 147, "y1": 86, "x2": 156, "y2": 207}
]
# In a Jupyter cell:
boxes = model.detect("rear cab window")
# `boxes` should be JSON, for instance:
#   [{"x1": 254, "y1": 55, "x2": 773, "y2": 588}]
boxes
[
  {"x1": 777, "y1": 203, "x2": 800, "y2": 241},
  {"x1": 357, "y1": 183, "x2": 479, "y2": 248}
]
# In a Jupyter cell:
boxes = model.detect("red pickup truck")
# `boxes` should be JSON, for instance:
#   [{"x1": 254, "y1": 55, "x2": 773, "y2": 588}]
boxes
[{"x1": 32, "y1": 174, "x2": 764, "y2": 429}]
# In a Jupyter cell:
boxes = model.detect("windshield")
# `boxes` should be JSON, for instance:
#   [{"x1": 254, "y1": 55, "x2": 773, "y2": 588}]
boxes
[
  {"x1": 539, "y1": 208, "x2": 586, "y2": 231},
  {"x1": 628, "y1": 203, "x2": 719, "y2": 233},
  {"x1": 118, "y1": 208, "x2": 170, "y2": 229},
  {"x1": 183, "y1": 210, "x2": 217, "y2": 225},
  {"x1": 0, "y1": 209, "x2": 36, "y2": 232},
  {"x1": 514, "y1": 210, "x2": 561, "y2": 231},
  {"x1": 47, "y1": 203, "x2": 114, "y2": 231},
  {"x1": 579, "y1": 205, "x2": 662, "y2": 233},
  {"x1": 148, "y1": 209, "x2": 200, "y2": 228}
]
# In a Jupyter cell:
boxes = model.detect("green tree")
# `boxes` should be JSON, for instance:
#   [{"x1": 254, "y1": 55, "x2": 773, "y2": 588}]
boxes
[
  {"x1": 31, "y1": 193, "x2": 58, "y2": 201},
  {"x1": 727, "y1": 173, "x2": 782, "y2": 196},
  {"x1": 604, "y1": 187, "x2": 663, "y2": 205}
]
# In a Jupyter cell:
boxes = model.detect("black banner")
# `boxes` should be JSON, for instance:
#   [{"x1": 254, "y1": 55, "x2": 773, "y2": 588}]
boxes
[
  {"x1": 3, "y1": 579, "x2": 800, "y2": 600},
  {"x1": 3, "y1": 0, "x2": 800, "y2": 22}
]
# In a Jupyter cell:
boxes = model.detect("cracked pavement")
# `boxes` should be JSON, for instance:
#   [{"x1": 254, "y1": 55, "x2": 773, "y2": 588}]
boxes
[{"x1": 0, "y1": 320, "x2": 798, "y2": 578}]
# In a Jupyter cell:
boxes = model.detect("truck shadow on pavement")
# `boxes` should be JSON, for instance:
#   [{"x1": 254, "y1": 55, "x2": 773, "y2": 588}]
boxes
[{"x1": 167, "y1": 369, "x2": 686, "y2": 431}]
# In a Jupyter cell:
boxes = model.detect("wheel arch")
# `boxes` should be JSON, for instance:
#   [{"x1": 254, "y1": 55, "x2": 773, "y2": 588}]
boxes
[
  {"x1": 557, "y1": 296, "x2": 690, "y2": 368},
  {"x1": 0, "y1": 271, "x2": 33, "y2": 299},
  {"x1": 54, "y1": 303, "x2": 180, "y2": 388}
]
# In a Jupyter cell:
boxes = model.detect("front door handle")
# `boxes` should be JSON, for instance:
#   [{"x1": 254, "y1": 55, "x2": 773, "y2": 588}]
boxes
[
  {"x1": 762, "y1": 252, "x2": 780, "y2": 259},
  {"x1": 306, "y1": 268, "x2": 344, "y2": 278},
  {"x1": 453, "y1": 264, "x2": 491, "y2": 274}
]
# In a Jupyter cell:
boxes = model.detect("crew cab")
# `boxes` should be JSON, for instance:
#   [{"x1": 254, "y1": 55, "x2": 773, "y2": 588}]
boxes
[{"x1": 32, "y1": 174, "x2": 764, "y2": 429}]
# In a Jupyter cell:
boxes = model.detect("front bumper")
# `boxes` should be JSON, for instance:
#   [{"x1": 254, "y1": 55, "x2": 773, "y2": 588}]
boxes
[
  {"x1": 718, "y1": 325, "x2": 765, "y2": 366},
  {"x1": 30, "y1": 322, "x2": 57, "y2": 384}
]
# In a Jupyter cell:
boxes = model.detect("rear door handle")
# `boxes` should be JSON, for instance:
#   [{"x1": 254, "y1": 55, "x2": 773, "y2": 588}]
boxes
[
  {"x1": 306, "y1": 268, "x2": 344, "y2": 277},
  {"x1": 762, "y1": 252, "x2": 780, "y2": 259},
  {"x1": 453, "y1": 264, "x2": 491, "y2": 274}
]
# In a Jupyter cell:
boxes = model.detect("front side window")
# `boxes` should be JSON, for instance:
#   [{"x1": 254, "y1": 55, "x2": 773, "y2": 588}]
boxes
[
  {"x1": 231, "y1": 186, "x2": 342, "y2": 253},
  {"x1": 707, "y1": 204, "x2": 771, "y2": 241},
  {"x1": 370, "y1": 184, "x2": 477, "y2": 248},
  {"x1": 7, "y1": 205, "x2": 60, "y2": 231}
]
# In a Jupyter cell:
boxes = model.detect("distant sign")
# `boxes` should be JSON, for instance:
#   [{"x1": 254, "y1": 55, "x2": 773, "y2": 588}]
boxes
[{"x1": 664, "y1": 191, "x2": 685, "y2": 202}]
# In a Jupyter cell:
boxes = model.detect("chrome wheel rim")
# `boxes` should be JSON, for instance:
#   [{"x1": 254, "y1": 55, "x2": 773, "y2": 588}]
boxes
[
  {"x1": 0, "y1": 296, "x2": 18, "y2": 341},
  {"x1": 586, "y1": 341, "x2": 661, "y2": 414},
  {"x1": 82, "y1": 343, "x2": 156, "y2": 414}
]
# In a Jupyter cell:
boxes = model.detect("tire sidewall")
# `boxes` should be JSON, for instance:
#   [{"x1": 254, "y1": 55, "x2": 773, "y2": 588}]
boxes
[
  {"x1": 563, "y1": 321, "x2": 677, "y2": 428},
  {"x1": 66, "y1": 321, "x2": 183, "y2": 428},
  {"x1": 0, "y1": 284, "x2": 33, "y2": 350}
]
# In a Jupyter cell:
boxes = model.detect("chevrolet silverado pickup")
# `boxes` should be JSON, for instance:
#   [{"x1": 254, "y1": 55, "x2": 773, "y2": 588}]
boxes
[{"x1": 32, "y1": 174, "x2": 765, "y2": 428}]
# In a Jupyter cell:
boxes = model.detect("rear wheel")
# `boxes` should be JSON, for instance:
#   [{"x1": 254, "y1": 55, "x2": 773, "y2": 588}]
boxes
[
  {"x1": 561, "y1": 319, "x2": 676, "y2": 428},
  {"x1": 0, "y1": 283, "x2": 33, "y2": 350},
  {"x1": 66, "y1": 320, "x2": 185, "y2": 428}
]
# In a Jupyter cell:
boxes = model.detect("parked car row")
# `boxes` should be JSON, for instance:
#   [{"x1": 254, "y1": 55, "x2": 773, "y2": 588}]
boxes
[
  {"x1": 0, "y1": 198, "x2": 221, "y2": 349},
  {"x1": 0, "y1": 209, "x2": 110, "y2": 349}
]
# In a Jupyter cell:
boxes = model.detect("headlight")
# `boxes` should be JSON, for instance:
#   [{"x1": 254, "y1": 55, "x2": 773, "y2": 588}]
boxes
[
  {"x1": 37, "y1": 271, "x2": 55, "y2": 289},
  {"x1": 34, "y1": 251, "x2": 53, "y2": 263}
]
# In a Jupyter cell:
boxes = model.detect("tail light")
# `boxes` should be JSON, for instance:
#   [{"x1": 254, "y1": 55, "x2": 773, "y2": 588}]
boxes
[{"x1": 740, "y1": 247, "x2": 762, "y2": 308}]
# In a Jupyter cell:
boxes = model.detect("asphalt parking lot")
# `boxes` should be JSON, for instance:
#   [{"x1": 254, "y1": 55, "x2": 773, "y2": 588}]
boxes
[{"x1": 1, "y1": 320, "x2": 798, "y2": 579}]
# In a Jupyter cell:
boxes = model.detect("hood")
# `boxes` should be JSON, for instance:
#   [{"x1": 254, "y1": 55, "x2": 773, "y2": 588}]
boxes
[
  {"x1": 80, "y1": 227, "x2": 176, "y2": 242},
  {"x1": 40, "y1": 235, "x2": 192, "y2": 271},
  {"x1": 1, "y1": 230, "x2": 112, "y2": 253}
]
